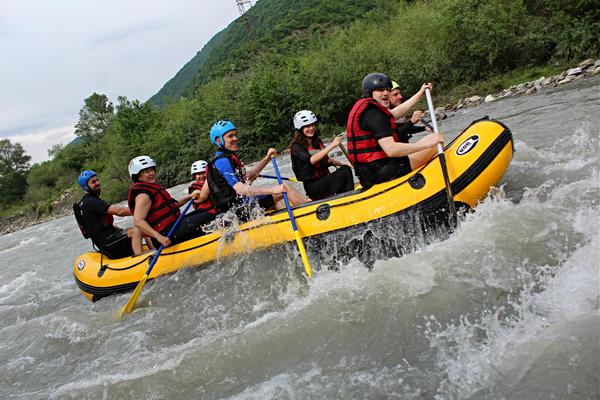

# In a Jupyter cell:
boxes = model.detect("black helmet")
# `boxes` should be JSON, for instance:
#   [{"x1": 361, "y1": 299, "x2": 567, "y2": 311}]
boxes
[{"x1": 362, "y1": 73, "x2": 392, "y2": 97}]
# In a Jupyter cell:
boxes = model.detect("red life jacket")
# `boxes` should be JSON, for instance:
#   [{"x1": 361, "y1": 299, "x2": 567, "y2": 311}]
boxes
[
  {"x1": 346, "y1": 98, "x2": 398, "y2": 164},
  {"x1": 127, "y1": 181, "x2": 181, "y2": 233},
  {"x1": 188, "y1": 181, "x2": 217, "y2": 214},
  {"x1": 307, "y1": 143, "x2": 330, "y2": 180}
]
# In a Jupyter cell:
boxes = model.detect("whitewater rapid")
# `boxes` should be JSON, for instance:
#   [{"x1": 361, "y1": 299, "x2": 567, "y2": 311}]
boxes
[{"x1": 1, "y1": 76, "x2": 598, "y2": 399}]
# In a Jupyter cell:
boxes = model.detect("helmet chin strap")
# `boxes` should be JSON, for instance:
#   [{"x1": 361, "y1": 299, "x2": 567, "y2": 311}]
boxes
[{"x1": 219, "y1": 145, "x2": 236, "y2": 155}]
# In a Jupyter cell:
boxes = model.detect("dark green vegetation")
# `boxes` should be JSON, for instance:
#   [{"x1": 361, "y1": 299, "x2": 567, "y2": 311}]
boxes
[
  {"x1": 3, "y1": 0, "x2": 598, "y2": 217},
  {"x1": 0, "y1": 139, "x2": 31, "y2": 215}
]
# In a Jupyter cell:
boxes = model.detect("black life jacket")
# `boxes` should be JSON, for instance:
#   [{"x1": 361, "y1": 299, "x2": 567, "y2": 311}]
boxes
[
  {"x1": 188, "y1": 181, "x2": 217, "y2": 214},
  {"x1": 127, "y1": 181, "x2": 180, "y2": 233},
  {"x1": 346, "y1": 98, "x2": 398, "y2": 164},
  {"x1": 73, "y1": 201, "x2": 91, "y2": 239},
  {"x1": 206, "y1": 150, "x2": 246, "y2": 212},
  {"x1": 73, "y1": 194, "x2": 114, "y2": 239}
]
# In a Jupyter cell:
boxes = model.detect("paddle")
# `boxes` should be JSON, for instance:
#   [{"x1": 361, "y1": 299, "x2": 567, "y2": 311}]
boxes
[
  {"x1": 271, "y1": 157, "x2": 313, "y2": 278},
  {"x1": 259, "y1": 174, "x2": 299, "y2": 182},
  {"x1": 421, "y1": 118, "x2": 434, "y2": 131},
  {"x1": 335, "y1": 132, "x2": 351, "y2": 162},
  {"x1": 338, "y1": 144, "x2": 350, "y2": 159},
  {"x1": 424, "y1": 88, "x2": 457, "y2": 226},
  {"x1": 119, "y1": 198, "x2": 195, "y2": 316}
]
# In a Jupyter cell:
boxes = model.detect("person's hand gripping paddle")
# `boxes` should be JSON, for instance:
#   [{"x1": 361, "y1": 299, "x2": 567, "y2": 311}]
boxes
[
  {"x1": 424, "y1": 88, "x2": 457, "y2": 227},
  {"x1": 271, "y1": 156, "x2": 313, "y2": 278},
  {"x1": 119, "y1": 198, "x2": 195, "y2": 316}
]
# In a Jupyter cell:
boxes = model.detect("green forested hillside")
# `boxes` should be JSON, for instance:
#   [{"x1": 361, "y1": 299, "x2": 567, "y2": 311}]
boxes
[
  {"x1": 147, "y1": 29, "x2": 228, "y2": 106},
  {"x1": 150, "y1": 0, "x2": 387, "y2": 106},
  {"x1": 3, "y1": 0, "x2": 599, "y2": 216}
]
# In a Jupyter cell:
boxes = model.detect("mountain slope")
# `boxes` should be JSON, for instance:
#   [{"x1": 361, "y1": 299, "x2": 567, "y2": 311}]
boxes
[{"x1": 148, "y1": 0, "x2": 386, "y2": 106}]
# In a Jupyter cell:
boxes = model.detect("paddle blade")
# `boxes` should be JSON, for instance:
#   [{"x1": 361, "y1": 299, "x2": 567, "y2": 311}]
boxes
[
  {"x1": 294, "y1": 230, "x2": 312, "y2": 278},
  {"x1": 119, "y1": 274, "x2": 149, "y2": 316}
]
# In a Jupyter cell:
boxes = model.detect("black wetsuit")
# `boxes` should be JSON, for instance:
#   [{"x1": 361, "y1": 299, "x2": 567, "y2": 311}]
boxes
[
  {"x1": 77, "y1": 193, "x2": 133, "y2": 259},
  {"x1": 397, "y1": 118, "x2": 426, "y2": 142}
]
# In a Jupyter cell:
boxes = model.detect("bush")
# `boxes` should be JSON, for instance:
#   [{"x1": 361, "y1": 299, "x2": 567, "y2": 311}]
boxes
[{"x1": 11, "y1": 0, "x2": 598, "y2": 218}]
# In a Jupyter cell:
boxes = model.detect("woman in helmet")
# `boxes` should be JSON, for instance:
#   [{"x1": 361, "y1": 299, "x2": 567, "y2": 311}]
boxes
[
  {"x1": 346, "y1": 72, "x2": 443, "y2": 189},
  {"x1": 290, "y1": 110, "x2": 354, "y2": 200},
  {"x1": 127, "y1": 155, "x2": 214, "y2": 248},
  {"x1": 188, "y1": 160, "x2": 217, "y2": 215},
  {"x1": 206, "y1": 120, "x2": 308, "y2": 220}
]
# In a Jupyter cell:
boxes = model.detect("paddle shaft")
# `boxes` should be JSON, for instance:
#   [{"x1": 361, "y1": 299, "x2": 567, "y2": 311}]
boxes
[
  {"x1": 336, "y1": 134, "x2": 350, "y2": 161},
  {"x1": 425, "y1": 89, "x2": 457, "y2": 224},
  {"x1": 421, "y1": 119, "x2": 434, "y2": 131},
  {"x1": 259, "y1": 174, "x2": 298, "y2": 182},
  {"x1": 120, "y1": 198, "x2": 195, "y2": 315},
  {"x1": 271, "y1": 157, "x2": 313, "y2": 278}
]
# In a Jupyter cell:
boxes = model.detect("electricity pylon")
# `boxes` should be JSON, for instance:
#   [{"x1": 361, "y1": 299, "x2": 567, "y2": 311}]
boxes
[{"x1": 236, "y1": 0, "x2": 253, "y2": 40}]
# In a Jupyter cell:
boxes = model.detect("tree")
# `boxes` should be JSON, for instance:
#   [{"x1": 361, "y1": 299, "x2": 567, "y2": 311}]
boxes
[
  {"x1": 0, "y1": 139, "x2": 31, "y2": 206},
  {"x1": 74, "y1": 93, "x2": 114, "y2": 143}
]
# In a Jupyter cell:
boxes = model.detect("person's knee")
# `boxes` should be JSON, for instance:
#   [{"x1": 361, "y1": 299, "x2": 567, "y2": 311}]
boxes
[
  {"x1": 283, "y1": 183, "x2": 300, "y2": 199},
  {"x1": 271, "y1": 192, "x2": 282, "y2": 203},
  {"x1": 128, "y1": 226, "x2": 142, "y2": 238},
  {"x1": 341, "y1": 165, "x2": 353, "y2": 178}
]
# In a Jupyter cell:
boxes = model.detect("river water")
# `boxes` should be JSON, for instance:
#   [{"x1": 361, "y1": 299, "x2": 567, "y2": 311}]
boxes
[{"x1": 1, "y1": 77, "x2": 599, "y2": 399}]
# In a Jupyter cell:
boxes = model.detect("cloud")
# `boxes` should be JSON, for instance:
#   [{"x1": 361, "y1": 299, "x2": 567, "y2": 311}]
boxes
[
  {"x1": 90, "y1": 20, "x2": 171, "y2": 47},
  {"x1": 6, "y1": 125, "x2": 76, "y2": 164},
  {"x1": 0, "y1": 21, "x2": 9, "y2": 38},
  {"x1": 0, "y1": 104, "x2": 59, "y2": 137},
  {"x1": 1, "y1": 0, "x2": 240, "y2": 165}
]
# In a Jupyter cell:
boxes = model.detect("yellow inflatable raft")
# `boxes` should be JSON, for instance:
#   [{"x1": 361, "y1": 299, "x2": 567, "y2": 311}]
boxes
[{"x1": 73, "y1": 117, "x2": 514, "y2": 301}]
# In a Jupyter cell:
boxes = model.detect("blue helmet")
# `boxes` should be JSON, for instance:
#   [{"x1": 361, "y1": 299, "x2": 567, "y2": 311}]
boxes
[
  {"x1": 210, "y1": 120, "x2": 236, "y2": 147},
  {"x1": 77, "y1": 170, "x2": 96, "y2": 192}
]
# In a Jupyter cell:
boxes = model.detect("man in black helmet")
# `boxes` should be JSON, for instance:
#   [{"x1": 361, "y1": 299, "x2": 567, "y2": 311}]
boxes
[{"x1": 346, "y1": 73, "x2": 443, "y2": 189}]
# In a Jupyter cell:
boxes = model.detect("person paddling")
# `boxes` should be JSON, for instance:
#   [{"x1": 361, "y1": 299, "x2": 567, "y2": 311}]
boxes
[
  {"x1": 73, "y1": 170, "x2": 148, "y2": 258},
  {"x1": 290, "y1": 110, "x2": 354, "y2": 200},
  {"x1": 389, "y1": 80, "x2": 430, "y2": 142},
  {"x1": 127, "y1": 156, "x2": 214, "y2": 248},
  {"x1": 206, "y1": 120, "x2": 308, "y2": 220},
  {"x1": 346, "y1": 73, "x2": 443, "y2": 190},
  {"x1": 188, "y1": 160, "x2": 218, "y2": 215}
]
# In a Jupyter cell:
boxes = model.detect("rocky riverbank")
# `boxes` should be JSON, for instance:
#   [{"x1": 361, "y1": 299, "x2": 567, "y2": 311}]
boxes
[
  {"x1": 0, "y1": 187, "x2": 78, "y2": 236},
  {"x1": 1, "y1": 57, "x2": 598, "y2": 236},
  {"x1": 435, "y1": 58, "x2": 600, "y2": 116}
]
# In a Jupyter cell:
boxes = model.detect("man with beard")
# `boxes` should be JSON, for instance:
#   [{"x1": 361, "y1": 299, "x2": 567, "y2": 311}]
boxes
[
  {"x1": 389, "y1": 80, "x2": 430, "y2": 142},
  {"x1": 74, "y1": 170, "x2": 147, "y2": 258}
]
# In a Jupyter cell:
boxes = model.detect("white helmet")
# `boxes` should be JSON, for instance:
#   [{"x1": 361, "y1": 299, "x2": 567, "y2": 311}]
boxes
[
  {"x1": 128, "y1": 155, "x2": 157, "y2": 179},
  {"x1": 190, "y1": 160, "x2": 208, "y2": 176},
  {"x1": 293, "y1": 110, "x2": 318, "y2": 130}
]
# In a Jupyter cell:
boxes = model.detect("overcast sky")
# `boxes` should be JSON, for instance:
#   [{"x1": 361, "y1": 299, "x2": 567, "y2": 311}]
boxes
[{"x1": 1, "y1": 0, "x2": 242, "y2": 163}]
